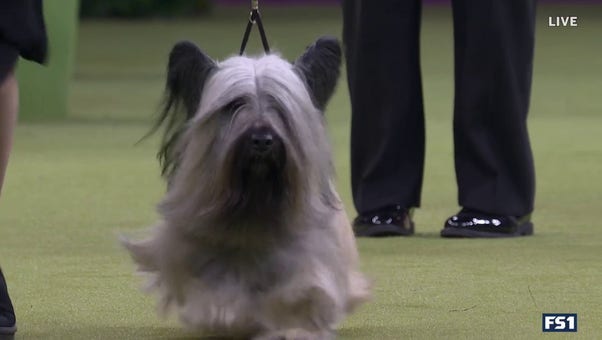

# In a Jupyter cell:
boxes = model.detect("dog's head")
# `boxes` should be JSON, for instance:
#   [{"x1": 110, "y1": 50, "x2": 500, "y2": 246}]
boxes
[{"x1": 154, "y1": 37, "x2": 342, "y2": 223}]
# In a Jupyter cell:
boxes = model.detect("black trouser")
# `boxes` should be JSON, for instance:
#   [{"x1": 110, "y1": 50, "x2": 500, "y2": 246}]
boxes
[
  {"x1": 343, "y1": 0, "x2": 536, "y2": 217},
  {"x1": 0, "y1": 269, "x2": 14, "y2": 316}
]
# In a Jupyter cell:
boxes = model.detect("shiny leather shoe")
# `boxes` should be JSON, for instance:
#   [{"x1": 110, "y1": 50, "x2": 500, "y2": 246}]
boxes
[
  {"x1": 441, "y1": 208, "x2": 533, "y2": 238},
  {"x1": 353, "y1": 205, "x2": 415, "y2": 237},
  {"x1": 0, "y1": 270, "x2": 16, "y2": 336}
]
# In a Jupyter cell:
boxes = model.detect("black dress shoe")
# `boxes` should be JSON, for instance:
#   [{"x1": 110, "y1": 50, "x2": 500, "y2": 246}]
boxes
[
  {"x1": 353, "y1": 205, "x2": 415, "y2": 237},
  {"x1": 0, "y1": 314, "x2": 16, "y2": 336},
  {"x1": 441, "y1": 208, "x2": 533, "y2": 238},
  {"x1": 0, "y1": 270, "x2": 16, "y2": 336}
]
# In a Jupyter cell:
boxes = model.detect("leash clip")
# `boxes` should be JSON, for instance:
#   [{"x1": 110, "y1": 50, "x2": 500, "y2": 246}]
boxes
[{"x1": 249, "y1": 0, "x2": 258, "y2": 24}]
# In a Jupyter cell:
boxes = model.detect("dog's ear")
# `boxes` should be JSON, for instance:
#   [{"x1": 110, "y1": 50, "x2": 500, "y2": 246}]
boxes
[
  {"x1": 294, "y1": 36, "x2": 342, "y2": 111},
  {"x1": 165, "y1": 40, "x2": 216, "y2": 119},
  {"x1": 153, "y1": 41, "x2": 217, "y2": 178}
]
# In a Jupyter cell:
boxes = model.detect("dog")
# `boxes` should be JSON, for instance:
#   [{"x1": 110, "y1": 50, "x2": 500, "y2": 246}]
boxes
[{"x1": 122, "y1": 36, "x2": 370, "y2": 340}]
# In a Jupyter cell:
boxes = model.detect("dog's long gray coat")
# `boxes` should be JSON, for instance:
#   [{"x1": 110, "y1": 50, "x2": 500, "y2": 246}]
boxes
[{"x1": 123, "y1": 37, "x2": 370, "y2": 340}]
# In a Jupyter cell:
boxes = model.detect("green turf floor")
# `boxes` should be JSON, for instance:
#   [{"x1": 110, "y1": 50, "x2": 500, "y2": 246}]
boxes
[{"x1": 1, "y1": 5, "x2": 602, "y2": 339}]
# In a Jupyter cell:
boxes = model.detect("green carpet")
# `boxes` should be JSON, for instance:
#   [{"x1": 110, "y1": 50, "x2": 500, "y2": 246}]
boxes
[{"x1": 1, "y1": 5, "x2": 601, "y2": 339}]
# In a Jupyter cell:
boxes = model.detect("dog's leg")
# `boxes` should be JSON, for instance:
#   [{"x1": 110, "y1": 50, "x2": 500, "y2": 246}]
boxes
[
  {"x1": 329, "y1": 199, "x2": 372, "y2": 311},
  {"x1": 253, "y1": 328, "x2": 335, "y2": 340},
  {"x1": 345, "y1": 270, "x2": 371, "y2": 312},
  {"x1": 259, "y1": 283, "x2": 341, "y2": 340}
]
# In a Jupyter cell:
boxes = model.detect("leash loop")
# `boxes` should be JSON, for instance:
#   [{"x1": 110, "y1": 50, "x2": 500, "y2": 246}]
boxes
[{"x1": 239, "y1": 0, "x2": 270, "y2": 55}]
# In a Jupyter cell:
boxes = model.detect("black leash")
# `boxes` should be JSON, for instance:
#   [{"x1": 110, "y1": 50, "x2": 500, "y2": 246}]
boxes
[{"x1": 239, "y1": 0, "x2": 270, "y2": 55}]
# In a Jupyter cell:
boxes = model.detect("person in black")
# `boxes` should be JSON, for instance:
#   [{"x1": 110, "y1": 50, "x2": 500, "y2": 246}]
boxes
[
  {"x1": 343, "y1": 1, "x2": 536, "y2": 238},
  {"x1": 0, "y1": 0, "x2": 47, "y2": 335}
]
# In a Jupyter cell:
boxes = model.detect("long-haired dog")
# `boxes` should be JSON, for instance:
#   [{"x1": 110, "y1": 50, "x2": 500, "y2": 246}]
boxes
[{"x1": 122, "y1": 37, "x2": 369, "y2": 339}]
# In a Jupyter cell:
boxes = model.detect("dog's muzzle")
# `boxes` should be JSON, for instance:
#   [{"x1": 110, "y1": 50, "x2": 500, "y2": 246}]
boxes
[
  {"x1": 243, "y1": 126, "x2": 284, "y2": 163},
  {"x1": 249, "y1": 127, "x2": 276, "y2": 156},
  {"x1": 222, "y1": 125, "x2": 288, "y2": 218}
]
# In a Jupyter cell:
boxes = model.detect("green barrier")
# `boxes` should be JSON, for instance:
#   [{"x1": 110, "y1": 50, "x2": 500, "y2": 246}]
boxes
[{"x1": 17, "y1": 0, "x2": 80, "y2": 120}]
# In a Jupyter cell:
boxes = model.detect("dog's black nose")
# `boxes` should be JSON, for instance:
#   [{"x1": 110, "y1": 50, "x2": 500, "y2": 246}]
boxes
[{"x1": 250, "y1": 130, "x2": 274, "y2": 153}]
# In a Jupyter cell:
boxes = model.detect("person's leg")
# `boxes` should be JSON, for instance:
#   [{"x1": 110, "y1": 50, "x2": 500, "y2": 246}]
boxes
[
  {"x1": 344, "y1": 0, "x2": 424, "y2": 236},
  {"x1": 0, "y1": 2, "x2": 46, "y2": 334},
  {"x1": 0, "y1": 70, "x2": 19, "y2": 195},
  {"x1": 0, "y1": 69, "x2": 19, "y2": 335},
  {"x1": 443, "y1": 0, "x2": 536, "y2": 237}
]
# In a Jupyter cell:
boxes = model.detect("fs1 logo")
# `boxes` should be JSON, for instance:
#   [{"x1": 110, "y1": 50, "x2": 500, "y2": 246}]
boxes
[{"x1": 542, "y1": 314, "x2": 577, "y2": 332}]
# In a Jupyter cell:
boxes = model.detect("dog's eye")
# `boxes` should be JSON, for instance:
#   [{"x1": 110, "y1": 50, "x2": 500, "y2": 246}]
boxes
[
  {"x1": 224, "y1": 98, "x2": 246, "y2": 115},
  {"x1": 266, "y1": 97, "x2": 285, "y2": 117}
]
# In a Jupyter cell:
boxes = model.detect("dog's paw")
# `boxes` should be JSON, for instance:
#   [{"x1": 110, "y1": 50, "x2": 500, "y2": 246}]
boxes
[{"x1": 254, "y1": 328, "x2": 335, "y2": 340}]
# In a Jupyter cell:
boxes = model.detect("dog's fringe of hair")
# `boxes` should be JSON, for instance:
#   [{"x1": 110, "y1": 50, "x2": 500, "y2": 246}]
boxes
[
  {"x1": 152, "y1": 92, "x2": 189, "y2": 179},
  {"x1": 141, "y1": 41, "x2": 217, "y2": 179},
  {"x1": 136, "y1": 97, "x2": 186, "y2": 178}
]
